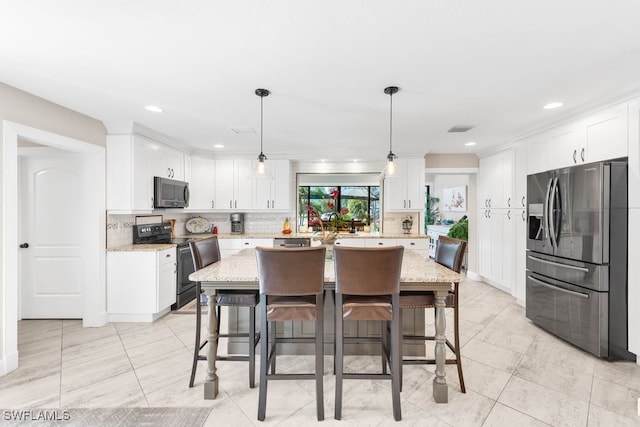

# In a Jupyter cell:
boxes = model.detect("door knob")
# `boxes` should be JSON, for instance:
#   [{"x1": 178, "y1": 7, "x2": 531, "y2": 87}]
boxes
[{"x1": 19, "y1": 243, "x2": 29, "y2": 248}]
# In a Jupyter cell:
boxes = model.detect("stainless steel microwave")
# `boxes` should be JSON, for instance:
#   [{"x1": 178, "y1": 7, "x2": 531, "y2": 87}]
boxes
[{"x1": 154, "y1": 177, "x2": 190, "y2": 208}]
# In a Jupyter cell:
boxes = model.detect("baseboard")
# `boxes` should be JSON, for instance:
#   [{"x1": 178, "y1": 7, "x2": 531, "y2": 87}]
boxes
[
  {"x1": 466, "y1": 270, "x2": 482, "y2": 281},
  {"x1": 108, "y1": 307, "x2": 171, "y2": 323},
  {"x1": 83, "y1": 310, "x2": 109, "y2": 327},
  {"x1": 0, "y1": 349, "x2": 19, "y2": 377}
]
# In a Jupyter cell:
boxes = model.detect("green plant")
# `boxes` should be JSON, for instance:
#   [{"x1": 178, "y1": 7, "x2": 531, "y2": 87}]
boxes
[
  {"x1": 425, "y1": 195, "x2": 440, "y2": 226},
  {"x1": 447, "y1": 218, "x2": 468, "y2": 241}
]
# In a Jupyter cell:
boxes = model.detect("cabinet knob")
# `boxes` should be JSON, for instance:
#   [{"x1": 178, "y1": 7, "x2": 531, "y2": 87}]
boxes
[
  {"x1": 410, "y1": 242, "x2": 415, "y2": 245},
  {"x1": 166, "y1": 253, "x2": 171, "y2": 257},
  {"x1": 19, "y1": 243, "x2": 29, "y2": 249},
  {"x1": 378, "y1": 242, "x2": 383, "y2": 245}
]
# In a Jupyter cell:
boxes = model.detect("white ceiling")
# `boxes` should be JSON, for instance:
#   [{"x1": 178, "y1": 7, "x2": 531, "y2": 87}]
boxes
[{"x1": 2, "y1": 1, "x2": 640, "y2": 161}]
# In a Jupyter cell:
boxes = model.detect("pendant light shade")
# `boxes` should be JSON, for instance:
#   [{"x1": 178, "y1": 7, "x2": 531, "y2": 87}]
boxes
[
  {"x1": 384, "y1": 86, "x2": 399, "y2": 175},
  {"x1": 255, "y1": 88, "x2": 270, "y2": 175}
]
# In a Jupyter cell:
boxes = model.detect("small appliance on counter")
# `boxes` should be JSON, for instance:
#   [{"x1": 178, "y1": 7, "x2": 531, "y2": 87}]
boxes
[{"x1": 230, "y1": 213, "x2": 245, "y2": 234}]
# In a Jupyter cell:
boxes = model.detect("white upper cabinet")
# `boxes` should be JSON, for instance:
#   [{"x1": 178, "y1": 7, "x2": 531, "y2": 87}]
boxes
[
  {"x1": 581, "y1": 103, "x2": 628, "y2": 164},
  {"x1": 187, "y1": 156, "x2": 215, "y2": 210},
  {"x1": 107, "y1": 134, "x2": 156, "y2": 212},
  {"x1": 213, "y1": 159, "x2": 253, "y2": 210},
  {"x1": 384, "y1": 158, "x2": 425, "y2": 211},
  {"x1": 252, "y1": 159, "x2": 291, "y2": 210},
  {"x1": 526, "y1": 102, "x2": 629, "y2": 174},
  {"x1": 154, "y1": 145, "x2": 185, "y2": 180}
]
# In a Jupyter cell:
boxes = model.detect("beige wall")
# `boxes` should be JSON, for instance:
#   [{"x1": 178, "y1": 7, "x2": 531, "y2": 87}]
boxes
[
  {"x1": 0, "y1": 82, "x2": 105, "y2": 368},
  {"x1": 425, "y1": 153, "x2": 479, "y2": 169}
]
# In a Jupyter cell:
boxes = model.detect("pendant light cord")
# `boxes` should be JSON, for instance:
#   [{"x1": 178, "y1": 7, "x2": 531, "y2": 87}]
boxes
[
  {"x1": 260, "y1": 94, "x2": 264, "y2": 155},
  {"x1": 389, "y1": 91, "x2": 393, "y2": 154}
]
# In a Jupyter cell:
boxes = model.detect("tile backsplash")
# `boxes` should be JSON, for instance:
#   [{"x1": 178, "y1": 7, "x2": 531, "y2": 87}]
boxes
[{"x1": 106, "y1": 211, "x2": 296, "y2": 248}]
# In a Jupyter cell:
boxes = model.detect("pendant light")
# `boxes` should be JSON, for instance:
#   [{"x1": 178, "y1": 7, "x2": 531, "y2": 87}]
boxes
[
  {"x1": 384, "y1": 86, "x2": 399, "y2": 175},
  {"x1": 255, "y1": 88, "x2": 270, "y2": 175}
]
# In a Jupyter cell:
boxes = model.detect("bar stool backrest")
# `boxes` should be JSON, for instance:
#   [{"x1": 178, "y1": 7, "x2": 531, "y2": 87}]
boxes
[
  {"x1": 434, "y1": 238, "x2": 466, "y2": 273},
  {"x1": 334, "y1": 246, "x2": 404, "y2": 295},
  {"x1": 255, "y1": 246, "x2": 326, "y2": 296},
  {"x1": 190, "y1": 236, "x2": 221, "y2": 270}
]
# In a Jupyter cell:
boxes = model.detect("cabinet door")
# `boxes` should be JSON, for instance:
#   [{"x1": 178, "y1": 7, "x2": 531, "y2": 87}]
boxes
[
  {"x1": 132, "y1": 137, "x2": 155, "y2": 210},
  {"x1": 214, "y1": 160, "x2": 234, "y2": 209},
  {"x1": 548, "y1": 125, "x2": 579, "y2": 170},
  {"x1": 165, "y1": 149, "x2": 184, "y2": 180},
  {"x1": 234, "y1": 160, "x2": 253, "y2": 210},
  {"x1": 384, "y1": 166, "x2": 407, "y2": 210},
  {"x1": 405, "y1": 159, "x2": 424, "y2": 210},
  {"x1": 501, "y1": 151, "x2": 514, "y2": 209},
  {"x1": 514, "y1": 207, "x2": 527, "y2": 303},
  {"x1": 189, "y1": 157, "x2": 215, "y2": 209},
  {"x1": 500, "y1": 209, "x2": 514, "y2": 292},
  {"x1": 478, "y1": 209, "x2": 492, "y2": 278},
  {"x1": 584, "y1": 103, "x2": 628, "y2": 163},
  {"x1": 157, "y1": 250, "x2": 177, "y2": 311},
  {"x1": 270, "y1": 159, "x2": 290, "y2": 210}
]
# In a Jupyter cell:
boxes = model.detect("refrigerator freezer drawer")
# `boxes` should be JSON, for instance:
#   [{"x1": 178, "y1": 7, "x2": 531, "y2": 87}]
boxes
[
  {"x1": 526, "y1": 251, "x2": 608, "y2": 292},
  {"x1": 526, "y1": 273, "x2": 608, "y2": 357}
]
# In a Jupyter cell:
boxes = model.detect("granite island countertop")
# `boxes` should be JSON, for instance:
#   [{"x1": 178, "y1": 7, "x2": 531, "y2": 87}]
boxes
[{"x1": 190, "y1": 247, "x2": 461, "y2": 285}]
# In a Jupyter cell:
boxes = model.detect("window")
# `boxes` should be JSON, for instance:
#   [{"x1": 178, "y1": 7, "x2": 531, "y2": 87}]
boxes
[{"x1": 298, "y1": 185, "x2": 380, "y2": 231}]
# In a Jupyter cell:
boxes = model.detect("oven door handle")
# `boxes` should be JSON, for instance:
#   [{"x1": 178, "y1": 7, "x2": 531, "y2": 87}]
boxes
[
  {"x1": 527, "y1": 275, "x2": 589, "y2": 299},
  {"x1": 527, "y1": 255, "x2": 590, "y2": 272}
]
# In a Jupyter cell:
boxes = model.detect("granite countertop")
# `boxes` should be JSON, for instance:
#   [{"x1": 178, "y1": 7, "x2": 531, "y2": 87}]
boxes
[
  {"x1": 190, "y1": 248, "x2": 461, "y2": 286},
  {"x1": 108, "y1": 232, "x2": 429, "y2": 252}
]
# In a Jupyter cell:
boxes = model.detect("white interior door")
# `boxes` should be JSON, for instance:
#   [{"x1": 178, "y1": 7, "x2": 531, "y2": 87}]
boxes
[{"x1": 20, "y1": 154, "x2": 85, "y2": 318}]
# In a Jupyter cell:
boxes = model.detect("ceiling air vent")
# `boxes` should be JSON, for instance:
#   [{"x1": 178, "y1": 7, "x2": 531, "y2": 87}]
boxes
[
  {"x1": 448, "y1": 125, "x2": 474, "y2": 133},
  {"x1": 230, "y1": 127, "x2": 256, "y2": 134}
]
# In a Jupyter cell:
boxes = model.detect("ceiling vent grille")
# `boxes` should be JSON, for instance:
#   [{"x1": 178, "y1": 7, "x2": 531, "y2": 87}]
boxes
[
  {"x1": 230, "y1": 127, "x2": 256, "y2": 134},
  {"x1": 448, "y1": 125, "x2": 474, "y2": 133}
]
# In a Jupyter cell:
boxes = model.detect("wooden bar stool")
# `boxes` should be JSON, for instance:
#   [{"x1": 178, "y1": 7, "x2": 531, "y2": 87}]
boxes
[
  {"x1": 400, "y1": 237, "x2": 467, "y2": 393},
  {"x1": 333, "y1": 245, "x2": 404, "y2": 421},
  {"x1": 189, "y1": 237, "x2": 260, "y2": 389},
  {"x1": 255, "y1": 246, "x2": 326, "y2": 422}
]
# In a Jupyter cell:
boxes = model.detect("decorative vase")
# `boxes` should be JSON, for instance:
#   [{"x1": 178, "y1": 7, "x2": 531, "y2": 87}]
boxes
[
  {"x1": 321, "y1": 241, "x2": 335, "y2": 259},
  {"x1": 363, "y1": 225, "x2": 371, "y2": 233}
]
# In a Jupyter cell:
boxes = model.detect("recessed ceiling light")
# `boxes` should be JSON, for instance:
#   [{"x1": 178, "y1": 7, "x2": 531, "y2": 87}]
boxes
[
  {"x1": 213, "y1": 144, "x2": 224, "y2": 149},
  {"x1": 543, "y1": 102, "x2": 563, "y2": 110},
  {"x1": 145, "y1": 105, "x2": 163, "y2": 113},
  {"x1": 464, "y1": 141, "x2": 477, "y2": 147}
]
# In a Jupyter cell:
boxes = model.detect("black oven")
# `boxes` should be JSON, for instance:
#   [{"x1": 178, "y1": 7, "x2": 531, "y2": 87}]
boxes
[{"x1": 174, "y1": 240, "x2": 197, "y2": 309}]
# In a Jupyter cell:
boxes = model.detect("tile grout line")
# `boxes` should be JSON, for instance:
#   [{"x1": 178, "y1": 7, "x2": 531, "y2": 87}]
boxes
[{"x1": 115, "y1": 325, "x2": 151, "y2": 407}]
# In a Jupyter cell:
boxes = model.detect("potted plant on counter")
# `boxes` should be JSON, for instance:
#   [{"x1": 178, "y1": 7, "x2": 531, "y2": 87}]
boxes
[{"x1": 447, "y1": 216, "x2": 468, "y2": 241}]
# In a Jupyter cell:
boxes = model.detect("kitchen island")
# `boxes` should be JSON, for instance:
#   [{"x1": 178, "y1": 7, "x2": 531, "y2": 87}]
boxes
[{"x1": 190, "y1": 247, "x2": 462, "y2": 404}]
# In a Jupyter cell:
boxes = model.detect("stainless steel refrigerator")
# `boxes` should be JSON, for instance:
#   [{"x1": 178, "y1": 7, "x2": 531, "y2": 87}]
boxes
[{"x1": 526, "y1": 159, "x2": 634, "y2": 360}]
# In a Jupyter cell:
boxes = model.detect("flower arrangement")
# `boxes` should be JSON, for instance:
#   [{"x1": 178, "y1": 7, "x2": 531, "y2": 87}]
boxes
[{"x1": 307, "y1": 205, "x2": 338, "y2": 244}]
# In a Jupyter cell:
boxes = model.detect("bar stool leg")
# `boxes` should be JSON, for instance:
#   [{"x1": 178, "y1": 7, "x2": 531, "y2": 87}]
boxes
[
  {"x1": 258, "y1": 298, "x2": 269, "y2": 421},
  {"x1": 334, "y1": 293, "x2": 344, "y2": 420},
  {"x1": 249, "y1": 306, "x2": 256, "y2": 389},
  {"x1": 189, "y1": 283, "x2": 203, "y2": 388}
]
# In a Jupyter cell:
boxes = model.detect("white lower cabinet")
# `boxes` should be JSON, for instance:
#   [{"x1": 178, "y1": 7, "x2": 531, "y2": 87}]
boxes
[
  {"x1": 218, "y1": 238, "x2": 273, "y2": 258},
  {"x1": 478, "y1": 208, "x2": 514, "y2": 292},
  {"x1": 107, "y1": 248, "x2": 176, "y2": 322}
]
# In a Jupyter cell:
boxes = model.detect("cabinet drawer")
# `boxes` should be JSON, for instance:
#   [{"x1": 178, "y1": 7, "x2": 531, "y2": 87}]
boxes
[
  {"x1": 219, "y1": 238, "x2": 273, "y2": 250},
  {"x1": 399, "y1": 239, "x2": 429, "y2": 250},
  {"x1": 334, "y1": 239, "x2": 366, "y2": 247},
  {"x1": 157, "y1": 248, "x2": 176, "y2": 265},
  {"x1": 364, "y1": 238, "x2": 398, "y2": 247}
]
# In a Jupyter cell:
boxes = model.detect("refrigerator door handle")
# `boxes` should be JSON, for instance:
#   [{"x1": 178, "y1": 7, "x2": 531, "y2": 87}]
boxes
[
  {"x1": 528, "y1": 275, "x2": 590, "y2": 299},
  {"x1": 527, "y1": 254, "x2": 590, "y2": 272},
  {"x1": 544, "y1": 178, "x2": 553, "y2": 242},
  {"x1": 549, "y1": 177, "x2": 559, "y2": 248}
]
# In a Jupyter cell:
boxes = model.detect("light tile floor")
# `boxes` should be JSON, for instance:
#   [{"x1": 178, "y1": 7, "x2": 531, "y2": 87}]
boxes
[{"x1": 2, "y1": 278, "x2": 640, "y2": 426}]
